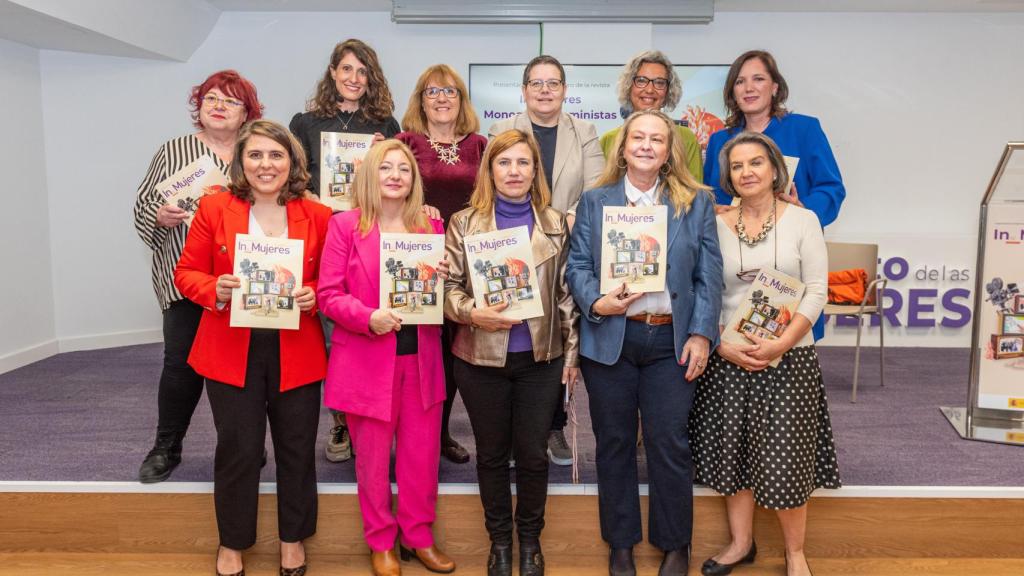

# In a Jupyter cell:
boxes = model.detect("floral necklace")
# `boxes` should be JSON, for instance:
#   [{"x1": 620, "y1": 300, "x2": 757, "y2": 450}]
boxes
[
  {"x1": 736, "y1": 197, "x2": 777, "y2": 247},
  {"x1": 427, "y1": 135, "x2": 460, "y2": 166}
]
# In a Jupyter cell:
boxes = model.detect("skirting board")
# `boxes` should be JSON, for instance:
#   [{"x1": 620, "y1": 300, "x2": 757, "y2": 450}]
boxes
[
  {"x1": 57, "y1": 328, "x2": 162, "y2": 353},
  {"x1": 0, "y1": 329, "x2": 162, "y2": 375},
  {"x1": 0, "y1": 339, "x2": 59, "y2": 375}
]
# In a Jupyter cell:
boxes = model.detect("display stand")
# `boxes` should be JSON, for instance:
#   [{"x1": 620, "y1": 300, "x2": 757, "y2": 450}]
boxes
[{"x1": 941, "y1": 142, "x2": 1024, "y2": 446}]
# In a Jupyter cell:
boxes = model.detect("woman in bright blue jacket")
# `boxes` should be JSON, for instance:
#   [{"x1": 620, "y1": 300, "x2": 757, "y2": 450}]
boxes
[{"x1": 704, "y1": 50, "x2": 845, "y2": 342}]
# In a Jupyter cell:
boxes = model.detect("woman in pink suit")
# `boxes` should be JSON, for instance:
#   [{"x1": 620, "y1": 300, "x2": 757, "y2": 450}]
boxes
[{"x1": 318, "y1": 139, "x2": 455, "y2": 576}]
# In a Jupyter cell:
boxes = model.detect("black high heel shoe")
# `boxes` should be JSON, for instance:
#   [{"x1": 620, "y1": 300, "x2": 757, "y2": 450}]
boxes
[
  {"x1": 609, "y1": 547, "x2": 636, "y2": 576},
  {"x1": 700, "y1": 541, "x2": 756, "y2": 576}
]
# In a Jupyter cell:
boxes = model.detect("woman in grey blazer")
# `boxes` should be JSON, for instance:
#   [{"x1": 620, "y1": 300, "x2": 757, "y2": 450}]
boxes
[
  {"x1": 488, "y1": 55, "x2": 605, "y2": 227},
  {"x1": 489, "y1": 55, "x2": 605, "y2": 466},
  {"x1": 566, "y1": 110, "x2": 722, "y2": 576}
]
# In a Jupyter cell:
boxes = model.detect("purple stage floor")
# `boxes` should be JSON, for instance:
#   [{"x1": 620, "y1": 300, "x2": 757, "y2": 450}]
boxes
[{"x1": 0, "y1": 344, "x2": 1020, "y2": 486}]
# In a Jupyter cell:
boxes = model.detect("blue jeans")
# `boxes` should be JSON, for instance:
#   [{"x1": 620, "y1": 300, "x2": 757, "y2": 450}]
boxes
[{"x1": 581, "y1": 321, "x2": 695, "y2": 551}]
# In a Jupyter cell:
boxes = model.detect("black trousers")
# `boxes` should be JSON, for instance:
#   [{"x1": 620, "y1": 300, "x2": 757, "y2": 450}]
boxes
[
  {"x1": 582, "y1": 322, "x2": 695, "y2": 551},
  {"x1": 440, "y1": 321, "x2": 460, "y2": 440},
  {"x1": 455, "y1": 352, "x2": 563, "y2": 545},
  {"x1": 156, "y1": 299, "x2": 205, "y2": 435},
  {"x1": 206, "y1": 330, "x2": 320, "y2": 550}
]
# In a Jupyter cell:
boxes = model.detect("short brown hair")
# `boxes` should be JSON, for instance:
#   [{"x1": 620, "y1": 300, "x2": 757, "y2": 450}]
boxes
[
  {"x1": 401, "y1": 64, "x2": 480, "y2": 136},
  {"x1": 306, "y1": 39, "x2": 395, "y2": 122},
  {"x1": 723, "y1": 50, "x2": 789, "y2": 129},
  {"x1": 229, "y1": 120, "x2": 309, "y2": 205},
  {"x1": 469, "y1": 130, "x2": 551, "y2": 214},
  {"x1": 522, "y1": 55, "x2": 565, "y2": 85},
  {"x1": 718, "y1": 131, "x2": 789, "y2": 198}
]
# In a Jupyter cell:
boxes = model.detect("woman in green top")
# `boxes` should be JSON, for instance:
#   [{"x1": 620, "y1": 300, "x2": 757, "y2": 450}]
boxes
[{"x1": 600, "y1": 50, "x2": 703, "y2": 182}]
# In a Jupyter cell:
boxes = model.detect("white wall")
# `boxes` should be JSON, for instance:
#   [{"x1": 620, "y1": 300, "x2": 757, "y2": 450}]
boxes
[
  {"x1": 0, "y1": 37, "x2": 57, "y2": 371},
  {"x1": 36, "y1": 10, "x2": 1024, "y2": 350}
]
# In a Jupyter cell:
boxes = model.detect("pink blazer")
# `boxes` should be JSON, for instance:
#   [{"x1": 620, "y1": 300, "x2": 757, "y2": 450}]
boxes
[{"x1": 318, "y1": 209, "x2": 446, "y2": 422}]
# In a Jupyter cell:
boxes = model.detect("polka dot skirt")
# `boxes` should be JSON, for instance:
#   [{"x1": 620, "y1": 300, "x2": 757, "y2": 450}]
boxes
[{"x1": 690, "y1": 346, "x2": 842, "y2": 510}]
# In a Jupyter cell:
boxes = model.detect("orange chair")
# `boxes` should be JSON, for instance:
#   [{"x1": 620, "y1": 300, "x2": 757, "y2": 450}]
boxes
[{"x1": 824, "y1": 242, "x2": 887, "y2": 403}]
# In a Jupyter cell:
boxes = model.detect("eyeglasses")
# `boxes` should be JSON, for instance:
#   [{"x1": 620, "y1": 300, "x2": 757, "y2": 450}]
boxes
[
  {"x1": 632, "y1": 76, "x2": 669, "y2": 91},
  {"x1": 525, "y1": 79, "x2": 564, "y2": 91},
  {"x1": 736, "y1": 269, "x2": 760, "y2": 283},
  {"x1": 422, "y1": 86, "x2": 459, "y2": 99},
  {"x1": 201, "y1": 94, "x2": 245, "y2": 109}
]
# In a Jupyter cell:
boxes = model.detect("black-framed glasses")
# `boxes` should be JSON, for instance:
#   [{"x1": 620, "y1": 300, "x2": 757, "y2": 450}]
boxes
[
  {"x1": 632, "y1": 75, "x2": 669, "y2": 91},
  {"x1": 525, "y1": 79, "x2": 564, "y2": 91},
  {"x1": 422, "y1": 86, "x2": 459, "y2": 99}
]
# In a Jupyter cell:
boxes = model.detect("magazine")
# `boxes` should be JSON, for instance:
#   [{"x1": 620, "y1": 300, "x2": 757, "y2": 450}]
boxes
[
  {"x1": 463, "y1": 226, "x2": 543, "y2": 321},
  {"x1": 230, "y1": 234, "x2": 304, "y2": 330},
  {"x1": 599, "y1": 205, "x2": 668, "y2": 294},
  {"x1": 154, "y1": 155, "x2": 229, "y2": 226},
  {"x1": 320, "y1": 132, "x2": 375, "y2": 211},
  {"x1": 721, "y1": 267, "x2": 806, "y2": 368},
  {"x1": 379, "y1": 232, "x2": 445, "y2": 325}
]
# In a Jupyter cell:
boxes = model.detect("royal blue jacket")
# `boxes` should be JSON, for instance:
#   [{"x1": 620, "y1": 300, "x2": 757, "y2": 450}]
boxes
[{"x1": 705, "y1": 113, "x2": 845, "y2": 228}]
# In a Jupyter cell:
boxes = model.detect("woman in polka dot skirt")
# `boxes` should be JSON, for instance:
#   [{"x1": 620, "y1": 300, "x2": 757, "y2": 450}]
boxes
[{"x1": 690, "y1": 131, "x2": 840, "y2": 576}]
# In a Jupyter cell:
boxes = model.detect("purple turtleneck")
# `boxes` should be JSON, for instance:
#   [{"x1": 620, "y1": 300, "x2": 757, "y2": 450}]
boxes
[{"x1": 494, "y1": 194, "x2": 534, "y2": 354}]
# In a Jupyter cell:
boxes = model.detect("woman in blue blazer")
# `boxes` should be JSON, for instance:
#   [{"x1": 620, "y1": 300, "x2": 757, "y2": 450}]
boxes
[{"x1": 566, "y1": 110, "x2": 723, "y2": 576}]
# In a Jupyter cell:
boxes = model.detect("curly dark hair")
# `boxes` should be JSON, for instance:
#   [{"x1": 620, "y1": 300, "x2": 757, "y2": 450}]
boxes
[
  {"x1": 306, "y1": 39, "x2": 394, "y2": 123},
  {"x1": 229, "y1": 120, "x2": 309, "y2": 205}
]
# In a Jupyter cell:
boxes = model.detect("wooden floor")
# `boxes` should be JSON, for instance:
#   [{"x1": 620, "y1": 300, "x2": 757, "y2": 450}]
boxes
[
  {"x1": 2, "y1": 492, "x2": 1023, "y2": 575},
  {"x1": 1, "y1": 553, "x2": 1023, "y2": 575}
]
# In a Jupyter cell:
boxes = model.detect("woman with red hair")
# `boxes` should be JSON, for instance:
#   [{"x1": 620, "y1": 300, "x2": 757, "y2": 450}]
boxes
[{"x1": 133, "y1": 70, "x2": 262, "y2": 485}]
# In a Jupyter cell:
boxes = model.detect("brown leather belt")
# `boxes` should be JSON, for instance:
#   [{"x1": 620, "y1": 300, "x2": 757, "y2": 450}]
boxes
[{"x1": 626, "y1": 313, "x2": 673, "y2": 325}]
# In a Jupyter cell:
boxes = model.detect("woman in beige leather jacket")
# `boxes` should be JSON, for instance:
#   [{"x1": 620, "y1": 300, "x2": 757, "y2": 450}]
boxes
[{"x1": 443, "y1": 129, "x2": 579, "y2": 576}]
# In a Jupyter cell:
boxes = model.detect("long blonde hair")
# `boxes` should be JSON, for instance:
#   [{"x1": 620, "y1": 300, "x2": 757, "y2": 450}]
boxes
[
  {"x1": 352, "y1": 139, "x2": 429, "y2": 235},
  {"x1": 595, "y1": 110, "x2": 709, "y2": 216},
  {"x1": 469, "y1": 129, "x2": 551, "y2": 214}
]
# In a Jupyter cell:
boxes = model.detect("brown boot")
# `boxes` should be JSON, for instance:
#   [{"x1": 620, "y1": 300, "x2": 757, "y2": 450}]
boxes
[
  {"x1": 400, "y1": 544, "x2": 456, "y2": 573},
  {"x1": 371, "y1": 549, "x2": 401, "y2": 576}
]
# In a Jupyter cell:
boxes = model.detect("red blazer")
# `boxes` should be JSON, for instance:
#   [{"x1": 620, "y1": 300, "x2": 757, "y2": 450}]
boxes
[{"x1": 174, "y1": 192, "x2": 333, "y2": 391}]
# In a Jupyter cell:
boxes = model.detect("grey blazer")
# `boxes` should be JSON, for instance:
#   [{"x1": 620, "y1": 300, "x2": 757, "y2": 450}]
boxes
[{"x1": 488, "y1": 112, "x2": 605, "y2": 215}]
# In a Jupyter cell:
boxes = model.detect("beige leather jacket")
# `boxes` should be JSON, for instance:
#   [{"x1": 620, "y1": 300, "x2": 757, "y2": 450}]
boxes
[{"x1": 444, "y1": 204, "x2": 580, "y2": 368}]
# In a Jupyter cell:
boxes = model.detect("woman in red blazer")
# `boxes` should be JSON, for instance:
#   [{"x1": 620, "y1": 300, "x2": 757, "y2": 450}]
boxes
[
  {"x1": 318, "y1": 140, "x2": 454, "y2": 576},
  {"x1": 175, "y1": 119, "x2": 332, "y2": 576}
]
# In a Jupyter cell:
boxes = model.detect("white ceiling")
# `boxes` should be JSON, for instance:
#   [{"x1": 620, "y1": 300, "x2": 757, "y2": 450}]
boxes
[{"x1": 3, "y1": 0, "x2": 1022, "y2": 62}]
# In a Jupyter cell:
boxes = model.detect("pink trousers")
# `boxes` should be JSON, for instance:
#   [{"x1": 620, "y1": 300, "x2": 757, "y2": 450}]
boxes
[{"x1": 346, "y1": 354, "x2": 442, "y2": 551}]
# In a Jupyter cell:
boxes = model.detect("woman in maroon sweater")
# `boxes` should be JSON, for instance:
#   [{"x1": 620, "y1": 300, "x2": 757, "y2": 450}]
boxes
[{"x1": 397, "y1": 64, "x2": 487, "y2": 464}]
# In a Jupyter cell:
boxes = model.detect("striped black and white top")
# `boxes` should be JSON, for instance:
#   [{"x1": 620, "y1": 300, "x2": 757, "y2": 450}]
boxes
[{"x1": 133, "y1": 134, "x2": 229, "y2": 310}]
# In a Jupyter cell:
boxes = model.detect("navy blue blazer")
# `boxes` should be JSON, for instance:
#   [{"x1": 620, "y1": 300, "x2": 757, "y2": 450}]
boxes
[{"x1": 566, "y1": 179, "x2": 723, "y2": 366}]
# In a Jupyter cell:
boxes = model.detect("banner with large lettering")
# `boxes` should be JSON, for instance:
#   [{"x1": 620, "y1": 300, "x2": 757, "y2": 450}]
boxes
[{"x1": 469, "y1": 64, "x2": 730, "y2": 155}]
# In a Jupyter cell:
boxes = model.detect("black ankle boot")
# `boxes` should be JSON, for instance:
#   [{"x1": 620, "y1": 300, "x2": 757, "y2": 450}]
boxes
[
  {"x1": 487, "y1": 543, "x2": 512, "y2": 576},
  {"x1": 658, "y1": 547, "x2": 689, "y2": 576},
  {"x1": 609, "y1": 547, "x2": 635, "y2": 576},
  {"x1": 139, "y1": 430, "x2": 183, "y2": 484},
  {"x1": 519, "y1": 540, "x2": 544, "y2": 576}
]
